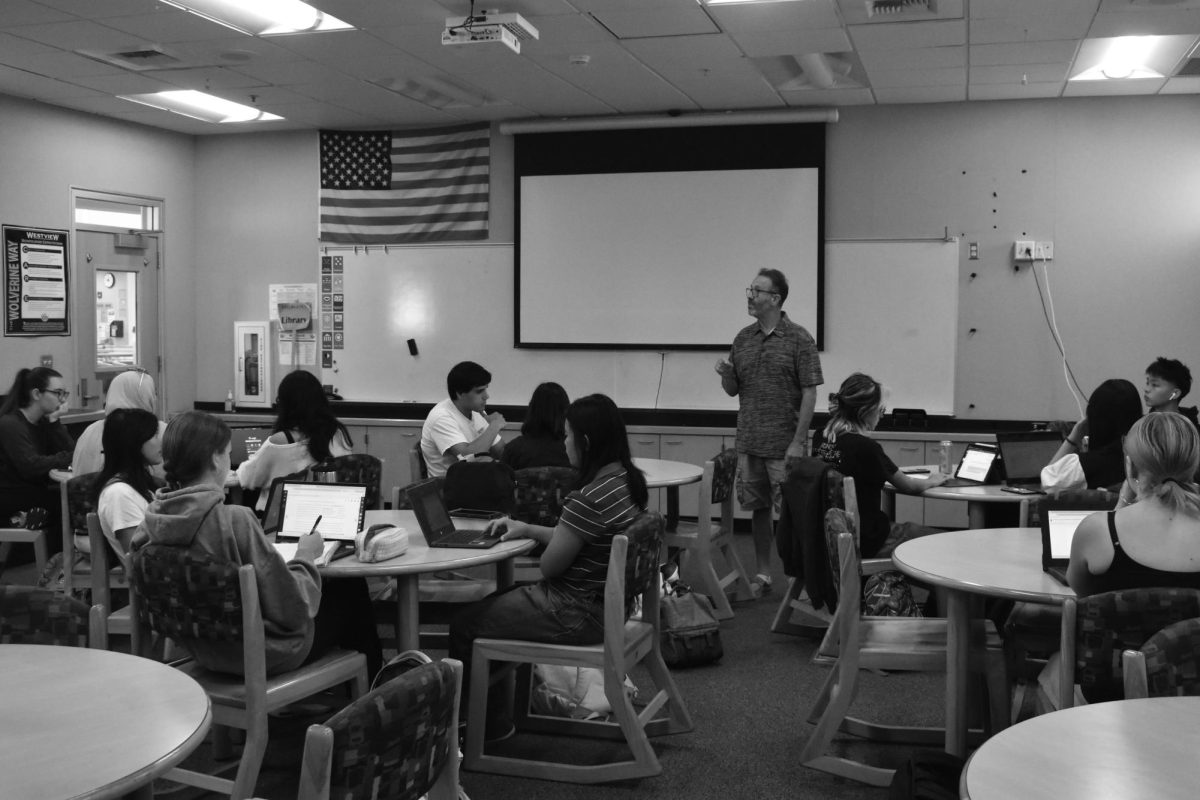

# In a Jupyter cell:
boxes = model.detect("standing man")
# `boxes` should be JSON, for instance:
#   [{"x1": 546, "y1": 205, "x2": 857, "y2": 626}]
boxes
[
  {"x1": 715, "y1": 269, "x2": 822, "y2": 593},
  {"x1": 421, "y1": 361, "x2": 506, "y2": 478}
]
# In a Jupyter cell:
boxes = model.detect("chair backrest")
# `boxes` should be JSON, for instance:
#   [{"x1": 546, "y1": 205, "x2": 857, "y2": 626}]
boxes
[
  {"x1": 0, "y1": 584, "x2": 99, "y2": 646},
  {"x1": 821, "y1": 503, "x2": 859, "y2": 614},
  {"x1": 1131, "y1": 617, "x2": 1200, "y2": 698},
  {"x1": 301, "y1": 659, "x2": 462, "y2": 800},
  {"x1": 442, "y1": 460, "x2": 516, "y2": 516},
  {"x1": 130, "y1": 544, "x2": 246, "y2": 644},
  {"x1": 604, "y1": 511, "x2": 665, "y2": 652},
  {"x1": 410, "y1": 440, "x2": 428, "y2": 481},
  {"x1": 1065, "y1": 587, "x2": 1200, "y2": 703},
  {"x1": 513, "y1": 466, "x2": 578, "y2": 526},
  {"x1": 318, "y1": 454, "x2": 383, "y2": 510},
  {"x1": 709, "y1": 448, "x2": 736, "y2": 506},
  {"x1": 777, "y1": 459, "x2": 851, "y2": 613},
  {"x1": 62, "y1": 470, "x2": 103, "y2": 543}
]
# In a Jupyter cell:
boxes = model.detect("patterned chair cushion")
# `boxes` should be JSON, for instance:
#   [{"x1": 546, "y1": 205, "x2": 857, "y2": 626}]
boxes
[
  {"x1": 131, "y1": 545, "x2": 243, "y2": 643},
  {"x1": 822, "y1": 507, "x2": 857, "y2": 612},
  {"x1": 709, "y1": 449, "x2": 737, "y2": 505},
  {"x1": 622, "y1": 511, "x2": 665, "y2": 609},
  {"x1": 0, "y1": 585, "x2": 92, "y2": 646},
  {"x1": 323, "y1": 660, "x2": 458, "y2": 800},
  {"x1": 322, "y1": 454, "x2": 383, "y2": 510},
  {"x1": 1076, "y1": 588, "x2": 1200, "y2": 703},
  {"x1": 513, "y1": 466, "x2": 578, "y2": 527},
  {"x1": 1142, "y1": 617, "x2": 1200, "y2": 697},
  {"x1": 66, "y1": 471, "x2": 104, "y2": 540}
]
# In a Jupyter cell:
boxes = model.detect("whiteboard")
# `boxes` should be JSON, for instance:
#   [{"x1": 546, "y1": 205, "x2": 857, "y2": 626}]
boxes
[
  {"x1": 322, "y1": 240, "x2": 957, "y2": 414},
  {"x1": 821, "y1": 241, "x2": 958, "y2": 415}
]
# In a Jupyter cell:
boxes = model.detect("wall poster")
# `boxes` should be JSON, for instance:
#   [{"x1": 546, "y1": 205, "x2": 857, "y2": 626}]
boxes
[
  {"x1": 4, "y1": 225, "x2": 69, "y2": 336},
  {"x1": 269, "y1": 283, "x2": 317, "y2": 366}
]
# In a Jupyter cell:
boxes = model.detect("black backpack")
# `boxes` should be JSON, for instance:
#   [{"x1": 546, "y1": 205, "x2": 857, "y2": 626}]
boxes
[
  {"x1": 889, "y1": 750, "x2": 965, "y2": 800},
  {"x1": 442, "y1": 460, "x2": 516, "y2": 516}
]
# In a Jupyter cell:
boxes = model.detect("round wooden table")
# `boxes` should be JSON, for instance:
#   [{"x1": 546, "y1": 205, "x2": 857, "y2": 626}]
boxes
[
  {"x1": 962, "y1": 697, "x2": 1200, "y2": 799},
  {"x1": 321, "y1": 509, "x2": 536, "y2": 651},
  {"x1": 633, "y1": 457, "x2": 704, "y2": 530},
  {"x1": 0, "y1": 644, "x2": 212, "y2": 800},
  {"x1": 891, "y1": 528, "x2": 1075, "y2": 757},
  {"x1": 921, "y1": 482, "x2": 1034, "y2": 528}
]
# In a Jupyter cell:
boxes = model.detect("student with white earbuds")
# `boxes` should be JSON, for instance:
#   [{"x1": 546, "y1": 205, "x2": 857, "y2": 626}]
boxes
[{"x1": 1144, "y1": 357, "x2": 1199, "y2": 432}]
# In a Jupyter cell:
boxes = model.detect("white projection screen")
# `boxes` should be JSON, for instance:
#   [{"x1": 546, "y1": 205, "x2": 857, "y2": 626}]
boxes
[{"x1": 514, "y1": 124, "x2": 826, "y2": 351}]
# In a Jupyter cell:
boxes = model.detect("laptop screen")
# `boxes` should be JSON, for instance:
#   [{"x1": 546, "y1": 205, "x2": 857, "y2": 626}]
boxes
[
  {"x1": 408, "y1": 479, "x2": 453, "y2": 535},
  {"x1": 274, "y1": 482, "x2": 367, "y2": 541},
  {"x1": 956, "y1": 445, "x2": 998, "y2": 482},
  {"x1": 997, "y1": 432, "x2": 1063, "y2": 483},
  {"x1": 229, "y1": 426, "x2": 272, "y2": 466},
  {"x1": 1046, "y1": 509, "x2": 1091, "y2": 560}
]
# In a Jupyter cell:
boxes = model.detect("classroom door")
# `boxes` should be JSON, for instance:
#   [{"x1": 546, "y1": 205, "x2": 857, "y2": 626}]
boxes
[{"x1": 72, "y1": 230, "x2": 161, "y2": 412}]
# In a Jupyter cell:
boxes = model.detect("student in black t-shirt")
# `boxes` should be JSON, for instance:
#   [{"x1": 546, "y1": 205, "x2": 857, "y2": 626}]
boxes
[
  {"x1": 500, "y1": 381, "x2": 571, "y2": 471},
  {"x1": 811, "y1": 372, "x2": 948, "y2": 557}
]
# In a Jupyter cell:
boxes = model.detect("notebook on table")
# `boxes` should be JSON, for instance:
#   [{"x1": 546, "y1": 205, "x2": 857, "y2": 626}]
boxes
[
  {"x1": 1040, "y1": 507, "x2": 1098, "y2": 586},
  {"x1": 406, "y1": 479, "x2": 505, "y2": 549},
  {"x1": 263, "y1": 480, "x2": 368, "y2": 564},
  {"x1": 940, "y1": 443, "x2": 1001, "y2": 487},
  {"x1": 229, "y1": 426, "x2": 273, "y2": 467},
  {"x1": 996, "y1": 430, "x2": 1064, "y2": 490}
]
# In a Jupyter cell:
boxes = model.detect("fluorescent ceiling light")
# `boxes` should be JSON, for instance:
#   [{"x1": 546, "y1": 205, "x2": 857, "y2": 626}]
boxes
[
  {"x1": 1071, "y1": 36, "x2": 1165, "y2": 81},
  {"x1": 703, "y1": 0, "x2": 805, "y2": 5},
  {"x1": 158, "y1": 0, "x2": 353, "y2": 36},
  {"x1": 118, "y1": 90, "x2": 284, "y2": 123}
]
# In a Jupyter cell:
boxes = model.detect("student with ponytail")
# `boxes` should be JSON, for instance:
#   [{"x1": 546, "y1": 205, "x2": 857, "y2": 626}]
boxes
[
  {"x1": 0, "y1": 367, "x2": 74, "y2": 539},
  {"x1": 811, "y1": 372, "x2": 948, "y2": 557},
  {"x1": 1067, "y1": 411, "x2": 1200, "y2": 596}
]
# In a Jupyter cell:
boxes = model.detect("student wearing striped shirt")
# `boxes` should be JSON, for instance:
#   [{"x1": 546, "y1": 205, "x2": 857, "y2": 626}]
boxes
[{"x1": 448, "y1": 393, "x2": 648, "y2": 741}]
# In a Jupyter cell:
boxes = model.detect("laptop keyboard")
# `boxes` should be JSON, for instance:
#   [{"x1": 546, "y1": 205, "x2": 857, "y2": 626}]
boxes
[{"x1": 434, "y1": 529, "x2": 490, "y2": 546}]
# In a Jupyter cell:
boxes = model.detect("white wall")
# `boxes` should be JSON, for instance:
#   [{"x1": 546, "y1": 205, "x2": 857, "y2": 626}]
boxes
[{"x1": 0, "y1": 95, "x2": 196, "y2": 413}]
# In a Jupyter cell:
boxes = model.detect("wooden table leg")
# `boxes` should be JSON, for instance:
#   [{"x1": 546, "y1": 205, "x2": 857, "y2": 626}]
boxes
[
  {"x1": 946, "y1": 589, "x2": 970, "y2": 758},
  {"x1": 665, "y1": 486, "x2": 680, "y2": 532},
  {"x1": 395, "y1": 575, "x2": 420, "y2": 652}
]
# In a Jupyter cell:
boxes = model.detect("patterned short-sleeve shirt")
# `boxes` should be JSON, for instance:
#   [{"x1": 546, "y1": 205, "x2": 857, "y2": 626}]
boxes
[
  {"x1": 547, "y1": 465, "x2": 640, "y2": 599},
  {"x1": 730, "y1": 313, "x2": 823, "y2": 458}
]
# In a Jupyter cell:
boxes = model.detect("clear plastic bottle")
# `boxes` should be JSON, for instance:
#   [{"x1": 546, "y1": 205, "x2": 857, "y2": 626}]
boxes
[
  {"x1": 939, "y1": 440, "x2": 953, "y2": 473},
  {"x1": 224, "y1": 390, "x2": 234, "y2": 413}
]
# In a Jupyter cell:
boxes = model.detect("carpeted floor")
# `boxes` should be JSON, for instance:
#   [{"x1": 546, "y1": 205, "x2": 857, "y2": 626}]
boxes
[{"x1": 2, "y1": 533, "x2": 959, "y2": 800}]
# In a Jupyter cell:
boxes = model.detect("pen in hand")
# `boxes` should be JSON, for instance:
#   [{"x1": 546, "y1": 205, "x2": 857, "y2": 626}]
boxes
[{"x1": 309, "y1": 515, "x2": 322, "y2": 535}]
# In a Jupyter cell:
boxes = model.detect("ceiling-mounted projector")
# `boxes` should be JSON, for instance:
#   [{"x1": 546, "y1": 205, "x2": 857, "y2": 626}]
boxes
[{"x1": 442, "y1": 10, "x2": 538, "y2": 54}]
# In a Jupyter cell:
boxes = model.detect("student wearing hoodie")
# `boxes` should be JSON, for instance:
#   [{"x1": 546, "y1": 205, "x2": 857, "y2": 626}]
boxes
[{"x1": 132, "y1": 411, "x2": 380, "y2": 677}]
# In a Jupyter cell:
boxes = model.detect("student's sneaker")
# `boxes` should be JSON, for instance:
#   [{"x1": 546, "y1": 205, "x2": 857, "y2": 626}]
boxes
[{"x1": 754, "y1": 573, "x2": 773, "y2": 595}]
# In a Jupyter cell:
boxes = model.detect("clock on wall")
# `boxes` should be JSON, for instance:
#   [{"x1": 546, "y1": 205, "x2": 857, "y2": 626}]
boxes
[{"x1": 103, "y1": 272, "x2": 115, "y2": 288}]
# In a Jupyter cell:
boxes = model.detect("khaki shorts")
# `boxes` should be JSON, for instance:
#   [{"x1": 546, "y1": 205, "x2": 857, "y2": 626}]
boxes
[{"x1": 736, "y1": 453, "x2": 787, "y2": 513}]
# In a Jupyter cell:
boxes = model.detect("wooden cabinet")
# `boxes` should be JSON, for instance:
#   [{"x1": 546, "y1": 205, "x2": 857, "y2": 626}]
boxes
[{"x1": 627, "y1": 433, "x2": 661, "y2": 512}]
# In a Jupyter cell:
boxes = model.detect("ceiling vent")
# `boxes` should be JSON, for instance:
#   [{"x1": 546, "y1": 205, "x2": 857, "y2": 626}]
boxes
[
  {"x1": 78, "y1": 46, "x2": 186, "y2": 72},
  {"x1": 866, "y1": 0, "x2": 937, "y2": 17},
  {"x1": 840, "y1": 0, "x2": 961, "y2": 25}
]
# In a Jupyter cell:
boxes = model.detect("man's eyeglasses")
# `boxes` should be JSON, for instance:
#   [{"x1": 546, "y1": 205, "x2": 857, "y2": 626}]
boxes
[
  {"x1": 45, "y1": 389, "x2": 70, "y2": 401},
  {"x1": 745, "y1": 287, "x2": 779, "y2": 299}
]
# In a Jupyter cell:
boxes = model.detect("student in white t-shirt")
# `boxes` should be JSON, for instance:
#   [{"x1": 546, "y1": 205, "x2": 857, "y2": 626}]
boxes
[
  {"x1": 93, "y1": 408, "x2": 163, "y2": 567},
  {"x1": 420, "y1": 361, "x2": 506, "y2": 478}
]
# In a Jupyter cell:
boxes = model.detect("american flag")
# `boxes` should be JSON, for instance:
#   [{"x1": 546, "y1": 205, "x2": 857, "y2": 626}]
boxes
[{"x1": 319, "y1": 123, "x2": 490, "y2": 244}]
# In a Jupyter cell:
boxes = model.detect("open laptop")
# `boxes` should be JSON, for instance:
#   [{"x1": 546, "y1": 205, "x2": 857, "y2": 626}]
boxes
[
  {"x1": 228, "y1": 426, "x2": 273, "y2": 467},
  {"x1": 996, "y1": 430, "x2": 1063, "y2": 489},
  {"x1": 1041, "y1": 507, "x2": 1096, "y2": 585},
  {"x1": 940, "y1": 443, "x2": 1001, "y2": 487},
  {"x1": 262, "y1": 480, "x2": 368, "y2": 563},
  {"x1": 406, "y1": 479, "x2": 505, "y2": 549}
]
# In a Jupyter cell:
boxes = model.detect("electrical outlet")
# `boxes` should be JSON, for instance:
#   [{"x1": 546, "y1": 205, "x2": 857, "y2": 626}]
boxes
[
  {"x1": 1013, "y1": 240, "x2": 1035, "y2": 261},
  {"x1": 1034, "y1": 240, "x2": 1053, "y2": 260}
]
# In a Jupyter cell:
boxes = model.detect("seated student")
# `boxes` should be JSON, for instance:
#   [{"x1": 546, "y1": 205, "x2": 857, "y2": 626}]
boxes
[
  {"x1": 236, "y1": 370, "x2": 353, "y2": 511},
  {"x1": 1041, "y1": 379, "x2": 1142, "y2": 493},
  {"x1": 448, "y1": 393, "x2": 647, "y2": 739},
  {"x1": 811, "y1": 373, "x2": 948, "y2": 558},
  {"x1": 72, "y1": 368, "x2": 167, "y2": 477},
  {"x1": 92, "y1": 408, "x2": 163, "y2": 565},
  {"x1": 0, "y1": 367, "x2": 74, "y2": 542},
  {"x1": 1144, "y1": 356, "x2": 1199, "y2": 430},
  {"x1": 1067, "y1": 412, "x2": 1200, "y2": 597},
  {"x1": 420, "y1": 360, "x2": 505, "y2": 479},
  {"x1": 499, "y1": 381, "x2": 571, "y2": 471},
  {"x1": 132, "y1": 411, "x2": 381, "y2": 677}
]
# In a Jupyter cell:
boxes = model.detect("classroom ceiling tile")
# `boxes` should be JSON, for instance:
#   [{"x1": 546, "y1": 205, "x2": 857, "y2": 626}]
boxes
[{"x1": 2, "y1": 0, "x2": 1198, "y2": 134}]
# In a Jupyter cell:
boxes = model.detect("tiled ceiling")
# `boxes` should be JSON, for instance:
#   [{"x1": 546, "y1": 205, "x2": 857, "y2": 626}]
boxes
[{"x1": 1, "y1": 0, "x2": 1199, "y2": 135}]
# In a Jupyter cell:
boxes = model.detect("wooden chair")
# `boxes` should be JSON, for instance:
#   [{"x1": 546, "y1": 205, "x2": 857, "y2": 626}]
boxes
[
  {"x1": 0, "y1": 525, "x2": 48, "y2": 579},
  {"x1": 129, "y1": 545, "x2": 369, "y2": 800},
  {"x1": 59, "y1": 471, "x2": 104, "y2": 596},
  {"x1": 0, "y1": 583, "x2": 106, "y2": 648},
  {"x1": 1123, "y1": 616, "x2": 1200, "y2": 699},
  {"x1": 508, "y1": 465, "x2": 578, "y2": 583},
  {"x1": 1057, "y1": 588, "x2": 1200, "y2": 709},
  {"x1": 391, "y1": 442, "x2": 432, "y2": 510},
  {"x1": 318, "y1": 453, "x2": 383, "y2": 509},
  {"x1": 773, "y1": 470, "x2": 889, "y2": 634},
  {"x1": 800, "y1": 509, "x2": 1008, "y2": 787},
  {"x1": 463, "y1": 511, "x2": 693, "y2": 783},
  {"x1": 664, "y1": 449, "x2": 754, "y2": 620},
  {"x1": 86, "y1": 513, "x2": 132, "y2": 639},
  {"x1": 295, "y1": 657, "x2": 463, "y2": 800}
]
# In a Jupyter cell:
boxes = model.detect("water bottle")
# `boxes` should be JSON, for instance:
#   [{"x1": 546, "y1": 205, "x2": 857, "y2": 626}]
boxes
[
  {"x1": 224, "y1": 390, "x2": 234, "y2": 413},
  {"x1": 939, "y1": 440, "x2": 953, "y2": 474}
]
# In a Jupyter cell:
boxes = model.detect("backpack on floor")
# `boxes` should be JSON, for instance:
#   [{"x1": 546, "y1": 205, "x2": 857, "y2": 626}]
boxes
[
  {"x1": 659, "y1": 582, "x2": 723, "y2": 668},
  {"x1": 888, "y1": 750, "x2": 965, "y2": 800}
]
